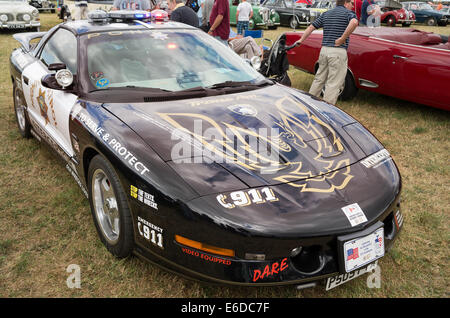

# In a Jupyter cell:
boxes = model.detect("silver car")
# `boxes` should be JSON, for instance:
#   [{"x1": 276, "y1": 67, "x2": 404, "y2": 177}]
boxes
[{"x1": 0, "y1": 0, "x2": 40, "y2": 31}]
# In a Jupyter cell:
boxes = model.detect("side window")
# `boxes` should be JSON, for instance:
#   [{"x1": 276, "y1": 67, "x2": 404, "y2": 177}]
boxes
[{"x1": 40, "y1": 28, "x2": 77, "y2": 74}]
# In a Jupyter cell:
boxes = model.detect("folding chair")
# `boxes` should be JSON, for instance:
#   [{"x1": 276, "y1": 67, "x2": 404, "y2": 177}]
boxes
[{"x1": 243, "y1": 29, "x2": 273, "y2": 50}]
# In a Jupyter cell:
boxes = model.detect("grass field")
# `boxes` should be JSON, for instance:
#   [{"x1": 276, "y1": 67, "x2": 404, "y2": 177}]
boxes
[{"x1": 0, "y1": 13, "x2": 449, "y2": 298}]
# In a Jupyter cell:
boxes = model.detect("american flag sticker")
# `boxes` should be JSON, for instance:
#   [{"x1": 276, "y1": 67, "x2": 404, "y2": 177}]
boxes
[
  {"x1": 341, "y1": 203, "x2": 368, "y2": 227},
  {"x1": 347, "y1": 248, "x2": 359, "y2": 260}
]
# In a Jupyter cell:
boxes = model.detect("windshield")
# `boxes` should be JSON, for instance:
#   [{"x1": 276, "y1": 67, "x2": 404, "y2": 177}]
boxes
[
  {"x1": 85, "y1": 29, "x2": 264, "y2": 92},
  {"x1": 0, "y1": 0, "x2": 27, "y2": 2},
  {"x1": 418, "y1": 3, "x2": 433, "y2": 10},
  {"x1": 312, "y1": 1, "x2": 333, "y2": 8}
]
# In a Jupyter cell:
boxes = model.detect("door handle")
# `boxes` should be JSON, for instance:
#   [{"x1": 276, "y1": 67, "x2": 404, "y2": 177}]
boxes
[
  {"x1": 393, "y1": 55, "x2": 408, "y2": 60},
  {"x1": 23, "y1": 75, "x2": 29, "y2": 85}
]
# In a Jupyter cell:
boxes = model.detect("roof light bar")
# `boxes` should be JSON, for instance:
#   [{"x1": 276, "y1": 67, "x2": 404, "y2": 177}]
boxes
[{"x1": 108, "y1": 10, "x2": 151, "y2": 22}]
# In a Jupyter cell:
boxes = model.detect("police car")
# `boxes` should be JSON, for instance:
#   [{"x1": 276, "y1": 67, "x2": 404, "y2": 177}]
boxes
[{"x1": 9, "y1": 10, "x2": 403, "y2": 289}]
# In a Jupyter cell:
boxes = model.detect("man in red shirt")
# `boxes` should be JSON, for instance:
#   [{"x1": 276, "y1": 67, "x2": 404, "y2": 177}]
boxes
[
  {"x1": 354, "y1": 0, "x2": 362, "y2": 20},
  {"x1": 208, "y1": 0, "x2": 230, "y2": 45}
]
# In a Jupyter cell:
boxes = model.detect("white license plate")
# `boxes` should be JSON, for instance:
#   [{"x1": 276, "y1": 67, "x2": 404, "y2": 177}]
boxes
[
  {"x1": 8, "y1": 24, "x2": 26, "y2": 29},
  {"x1": 343, "y1": 227, "x2": 384, "y2": 272},
  {"x1": 326, "y1": 261, "x2": 377, "y2": 291}
]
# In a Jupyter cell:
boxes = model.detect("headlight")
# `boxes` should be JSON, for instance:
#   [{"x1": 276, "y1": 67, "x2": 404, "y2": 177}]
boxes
[
  {"x1": 23, "y1": 14, "x2": 31, "y2": 22},
  {"x1": 399, "y1": 13, "x2": 403, "y2": 18},
  {"x1": 302, "y1": 13, "x2": 306, "y2": 19},
  {"x1": 32, "y1": 9, "x2": 39, "y2": 17},
  {"x1": 0, "y1": 14, "x2": 8, "y2": 22},
  {"x1": 271, "y1": 9, "x2": 276, "y2": 15}
]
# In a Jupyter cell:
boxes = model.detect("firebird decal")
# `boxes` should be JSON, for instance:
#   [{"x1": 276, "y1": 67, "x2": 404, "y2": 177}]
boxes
[{"x1": 158, "y1": 96, "x2": 353, "y2": 193}]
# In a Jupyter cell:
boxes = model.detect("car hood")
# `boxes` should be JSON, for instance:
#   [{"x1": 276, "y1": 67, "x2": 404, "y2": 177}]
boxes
[
  {"x1": 103, "y1": 85, "x2": 380, "y2": 193},
  {"x1": 0, "y1": 2, "x2": 36, "y2": 12}
]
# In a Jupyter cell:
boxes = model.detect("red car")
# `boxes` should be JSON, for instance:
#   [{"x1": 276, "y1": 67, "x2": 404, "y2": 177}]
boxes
[
  {"x1": 379, "y1": 0, "x2": 416, "y2": 27},
  {"x1": 285, "y1": 27, "x2": 450, "y2": 111}
]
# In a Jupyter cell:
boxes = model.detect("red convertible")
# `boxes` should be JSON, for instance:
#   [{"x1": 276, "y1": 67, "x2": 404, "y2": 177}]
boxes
[{"x1": 285, "y1": 27, "x2": 450, "y2": 111}]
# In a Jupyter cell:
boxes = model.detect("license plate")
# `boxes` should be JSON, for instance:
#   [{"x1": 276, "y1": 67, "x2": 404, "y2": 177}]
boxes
[
  {"x1": 8, "y1": 24, "x2": 26, "y2": 29},
  {"x1": 343, "y1": 227, "x2": 384, "y2": 272},
  {"x1": 326, "y1": 261, "x2": 377, "y2": 291}
]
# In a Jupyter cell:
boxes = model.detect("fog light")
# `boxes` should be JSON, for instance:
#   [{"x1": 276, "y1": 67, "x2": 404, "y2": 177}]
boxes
[
  {"x1": 290, "y1": 245, "x2": 325, "y2": 275},
  {"x1": 290, "y1": 247, "x2": 302, "y2": 258},
  {"x1": 0, "y1": 14, "x2": 8, "y2": 22},
  {"x1": 23, "y1": 14, "x2": 31, "y2": 22},
  {"x1": 55, "y1": 69, "x2": 73, "y2": 89}
]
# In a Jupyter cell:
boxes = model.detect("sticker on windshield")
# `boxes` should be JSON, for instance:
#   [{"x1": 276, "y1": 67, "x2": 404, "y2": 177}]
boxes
[
  {"x1": 90, "y1": 71, "x2": 104, "y2": 81},
  {"x1": 96, "y1": 78, "x2": 109, "y2": 88},
  {"x1": 150, "y1": 32, "x2": 168, "y2": 40}
]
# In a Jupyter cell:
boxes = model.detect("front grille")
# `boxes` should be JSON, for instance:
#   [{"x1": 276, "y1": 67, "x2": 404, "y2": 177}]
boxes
[{"x1": 259, "y1": 8, "x2": 269, "y2": 23}]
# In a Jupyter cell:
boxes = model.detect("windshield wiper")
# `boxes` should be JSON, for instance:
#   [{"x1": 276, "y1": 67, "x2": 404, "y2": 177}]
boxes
[
  {"x1": 90, "y1": 86, "x2": 173, "y2": 93},
  {"x1": 207, "y1": 79, "x2": 272, "y2": 90}
]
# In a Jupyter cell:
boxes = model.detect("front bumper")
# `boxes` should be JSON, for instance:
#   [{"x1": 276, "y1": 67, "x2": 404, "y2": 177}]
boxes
[
  {"x1": 135, "y1": 194, "x2": 403, "y2": 287},
  {"x1": 0, "y1": 21, "x2": 40, "y2": 29}
]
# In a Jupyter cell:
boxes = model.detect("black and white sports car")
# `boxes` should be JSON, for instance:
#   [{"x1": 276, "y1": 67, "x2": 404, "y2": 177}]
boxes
[{"x1": 9, "y1": 10, "x2": 403, "y2": 289}]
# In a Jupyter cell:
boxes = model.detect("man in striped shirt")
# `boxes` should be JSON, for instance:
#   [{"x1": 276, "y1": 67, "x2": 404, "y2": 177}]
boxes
[{"x1": 294, "y1": 0, "x2": 358, "y2": 105}]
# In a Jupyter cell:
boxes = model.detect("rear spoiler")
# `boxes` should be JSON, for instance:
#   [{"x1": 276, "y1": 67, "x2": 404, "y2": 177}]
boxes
[{"x1": 13, "y1": 32, "x2": 46, "y2": 52}]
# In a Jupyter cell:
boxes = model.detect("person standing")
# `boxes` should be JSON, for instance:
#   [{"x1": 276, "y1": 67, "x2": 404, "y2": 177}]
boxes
[
  {"x1": 208, "y1": 0, "x2": 230, "y2": 45},
  {"x1": 74, "y1": 0, "x2": 88, "y2": 20},
  {"x1": 360, "y1": 0, "x2": 376, "y2": 26},
  {"x1": 294, "y1": 0, "x2": 358, "y2": 105},
  {"x1": 236, "y1": 0, "x2": 253, "y2": 35},
  {"x1": 112, "y1": 0, "x2": 152, "y2": 10},
  {"x1": 168, "y1": 0, "x2": 199, "y2": 27},
  {"x1": 201, "y1": 0, "x2": 214, "y2": 31}
]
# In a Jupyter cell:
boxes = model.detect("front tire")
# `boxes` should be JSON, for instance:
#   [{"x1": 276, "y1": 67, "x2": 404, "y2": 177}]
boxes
[
  {"x1": 385, "y1": 15, "x2": 396, "y2": 27},
  {"x1": 426, "y1": 17, "x2": 437, "y2": 26},
  {"x1": 289, "y1": 17, "x2": 298, "y2": 29},
  {"x1": 13, "y1": 84, "x2": 31, "y2": 138},
  {"x1": 88, "y1": 155, "x2": 134, "y2": 258}
]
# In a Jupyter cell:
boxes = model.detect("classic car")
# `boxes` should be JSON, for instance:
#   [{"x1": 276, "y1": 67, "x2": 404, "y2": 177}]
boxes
[
  {"x1": 378, "y1": 0, "x2": 416, "y2": 27},
  {"x1": 0, "y1": 0, "x2": 40, "y2": 31},
  {"x1": 261, "y1": 0, "x2": 318, "y2": 28},
  {"x1": 29, "y1": 0, "x2": 56, "y2": 13},
  {"x1": 310, "y1": 0, "x2": 335, "y2": 14},
  {"x1": 10, "y1": 10, "x2": 404, "y2": 288},
  {"x1": 285, "y1": 27, "x2": 450, "y2": 111},
  {"x1": 230, "y1": 0, "x2": 280, "y2": 30},
  {"x1": 402, "y1": 1, "x2": 449, "y2": 26}
]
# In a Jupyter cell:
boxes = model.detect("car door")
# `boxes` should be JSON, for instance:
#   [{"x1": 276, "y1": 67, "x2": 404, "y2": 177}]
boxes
[
  {"x1": 388, "y1": 42, "x2": 450, "y2": 110},
  {"x1": 275, "y1": 0, "x2": 292, "y2": 25},
  {"x1": 22, "y1": 27, "x2": 78, "y2": 161}
]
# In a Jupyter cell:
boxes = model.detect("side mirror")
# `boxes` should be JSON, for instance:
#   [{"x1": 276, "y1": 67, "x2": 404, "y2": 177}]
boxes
[{"x1": 48, "y1": 63, "x2": 67, "y2": 71}]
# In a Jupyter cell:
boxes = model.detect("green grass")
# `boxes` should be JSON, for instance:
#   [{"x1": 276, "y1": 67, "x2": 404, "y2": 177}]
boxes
[{"x1": 0, "y1": 13, "x2": 449, "y2": 297}]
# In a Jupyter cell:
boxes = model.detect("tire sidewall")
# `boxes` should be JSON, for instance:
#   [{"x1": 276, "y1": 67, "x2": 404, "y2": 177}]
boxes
[
  {"x1": 87, "y1": 155, "x2": 134, "y2": 258},
  {"x1": 13, "y1": 84, "x2": 31, "y2": 138}
]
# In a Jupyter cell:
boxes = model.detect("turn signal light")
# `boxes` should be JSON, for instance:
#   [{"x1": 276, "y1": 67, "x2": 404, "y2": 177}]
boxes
[{"x1": 175, "y1": 235, "x2": 235, "y2": 257}]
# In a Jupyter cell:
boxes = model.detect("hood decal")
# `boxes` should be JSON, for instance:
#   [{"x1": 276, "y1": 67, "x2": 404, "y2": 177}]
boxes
[{"x1": 157, "y1": 95, "x2": 353, "y2": 193}]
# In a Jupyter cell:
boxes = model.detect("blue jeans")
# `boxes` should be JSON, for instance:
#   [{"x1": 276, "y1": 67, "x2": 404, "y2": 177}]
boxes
[
  {"x1": 237, "y1": 21, "x2": 249, "y2": 35},
  {"x1": 214, "y1": 36, "x2": 229, "y2": 46}
]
